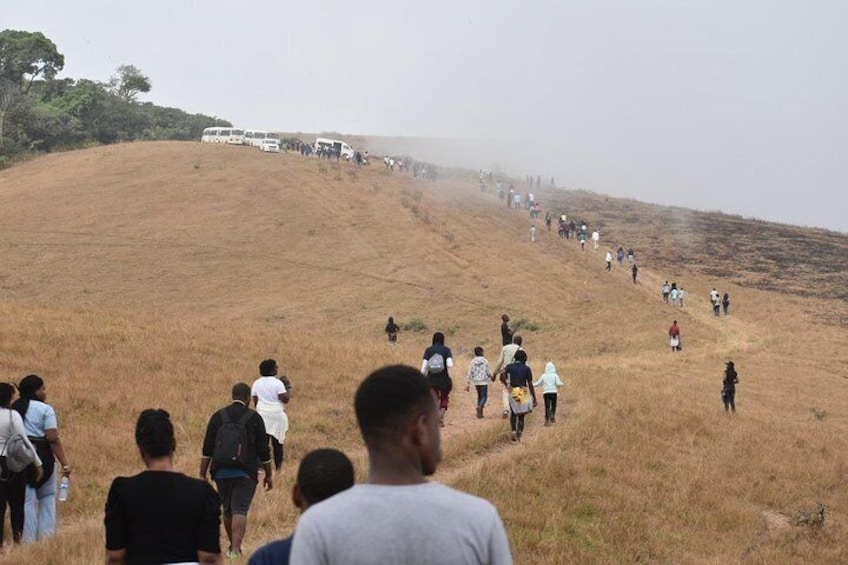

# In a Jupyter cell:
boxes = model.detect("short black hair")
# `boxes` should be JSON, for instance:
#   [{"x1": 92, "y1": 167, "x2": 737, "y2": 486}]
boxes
[
  {"x1": 0, "y1": 383, "x2": 15, "y2": 408},
  {"x1": 259, "y1": 359, "x2": 278, "y2": 377},
  {"x1": 432, "y1": 332, "x2": 445, "y2": 345},
  {"x1": 232, "y1": 382, "x2": 251, "y2": 402},
  {"x1": 474, "y1": 346, "x2": 484, "y2": 357},
  {"x1": 355, "y1": 365, "x2": 434, "y2": 446},
  {"x1": 297, "y1": 448, "x2": 355, "y2": 505},
  {"x1": 513, "y1": 335, "x2": 523, "y2": 346},
  {"x1": 514, "y1": 350, "x2": 528, "y2": 363},
  {"x1": 135, "y1": 409, "x2": 176, "y2": 459}
]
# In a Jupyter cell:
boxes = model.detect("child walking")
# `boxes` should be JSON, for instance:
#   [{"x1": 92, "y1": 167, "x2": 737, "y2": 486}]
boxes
[
  {"x1": 533, "y1": 362, "x2": 564, "y2": 425},
  {"x1": 465, "y1": 346, "x2": 494, "y2": 419}
]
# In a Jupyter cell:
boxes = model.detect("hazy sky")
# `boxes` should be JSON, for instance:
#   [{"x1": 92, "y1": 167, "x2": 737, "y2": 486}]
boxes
[{"x1": 6, "y1": 1, "x2": 847, "y2": 231}]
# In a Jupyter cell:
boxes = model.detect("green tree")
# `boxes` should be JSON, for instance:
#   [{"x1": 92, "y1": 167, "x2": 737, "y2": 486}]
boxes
[
  {"x1": 109, "y1": 64, "x2": 151, "y2": 102},
  {"x1": 0, "y1": 29, "x2": 64, "y2": 150}
]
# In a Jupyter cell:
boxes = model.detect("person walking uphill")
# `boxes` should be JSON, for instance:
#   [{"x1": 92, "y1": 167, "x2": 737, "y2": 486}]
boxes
[
  {"x1": 668, "y1": 320, "x2": 682, "y2": 352},
  {"x1": 251, "y1": 359, "x2": 291, "y2": 472},
  {"x1": 502, "y1": 350, "x2": 537, "y2": 441},
  {"x1": 465, "y1": 346, "x2": 494, "y2": 419},
  {"x1": 494, "y1": 335, "x2": 524, "y2": 419},
  {"x1": 201, "y1": 383, "x2": 273, "y2": 559},
  {"x1": 385, "y1": 316, "x2": 400, "y2": 344},
  {"x1": 421, "y1": 332, "x2": 454, "y2": 427},
  {"x1": 289, "y1": 365, "x2": 513, "y2": 565},
  {"x1": 11, "y1": 374, "x2": 71, "y2": 544},
  {"x1": 500, "y1": 314, "x2": 513, "y2": 347},
  {"x1": 533, "y1": 362, "x2": 564, "y2": 426},
  {"x1": 105, "y1": 409, "x2": 221, "y2": 565},
  {"x1": 722, "y1": 361, "x2": 739, "y2": 413}
]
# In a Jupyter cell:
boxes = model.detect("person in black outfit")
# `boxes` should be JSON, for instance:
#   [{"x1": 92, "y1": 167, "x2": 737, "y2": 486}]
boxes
[
  {"x1": 722, "y1": 361, "x2": 739, "y2": 413},
  {"x1": 385, "y1": 316, "x2": 400, "y2": 344},
  {"x1": 104, "y1": 409, "x2": 221, "y2": 564},
  {"x1": 500, "y1": 314, "x2": 513, "y2": 346},
  {"x1": 201, "y1": 383, "x2": 273, "y2": 559},
  {"x1": 501, "y1": 350, "x2": 537, "y2": 441}
]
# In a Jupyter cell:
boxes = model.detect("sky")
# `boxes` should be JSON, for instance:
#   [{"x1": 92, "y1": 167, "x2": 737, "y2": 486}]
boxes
[{"x1": 5, "y1": 1, "x2": 847, "y2": 232}]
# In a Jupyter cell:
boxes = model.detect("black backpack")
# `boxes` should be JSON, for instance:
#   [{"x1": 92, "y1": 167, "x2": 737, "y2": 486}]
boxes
[{"x1": 212, "y1": 409, "x2": 253, "y2": 469}]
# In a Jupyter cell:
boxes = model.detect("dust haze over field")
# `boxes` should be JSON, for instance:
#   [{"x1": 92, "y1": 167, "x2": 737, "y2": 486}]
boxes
[
  {"x1": 0, "y1": 142, "x2": 846, "y2": 563},
  {"x1": 5, "y1": 1, "x2": 848, "y2": 232}
]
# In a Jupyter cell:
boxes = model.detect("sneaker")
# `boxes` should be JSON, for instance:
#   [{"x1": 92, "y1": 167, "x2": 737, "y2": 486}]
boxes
[
  {"x1": 550, "y1": 416, "x2": 556, "y2": 423},
  {"x1": 502, "y1": 410, "x2": 509, "y2": 419},
  {"x1": 511, "y1": 432, "x2": 518, "y2": 442},
  {"x1": 227, "y1": 549, "x2": 241, "y2": 560}
]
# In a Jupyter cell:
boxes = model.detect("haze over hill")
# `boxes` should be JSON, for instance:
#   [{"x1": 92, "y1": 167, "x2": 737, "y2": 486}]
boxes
[{"x1": 0, "y1": 142, "x2": 845, "y2": 563}]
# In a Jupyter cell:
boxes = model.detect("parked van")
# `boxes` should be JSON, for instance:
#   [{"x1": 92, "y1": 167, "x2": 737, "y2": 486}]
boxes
[{"x1": 315, "y1": 137, "x2": 354, "y2": 159}]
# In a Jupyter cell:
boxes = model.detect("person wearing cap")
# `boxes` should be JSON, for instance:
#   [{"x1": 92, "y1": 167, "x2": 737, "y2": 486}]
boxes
[{"x1": 722, "y1": 362, "x2": 739, "y2": 413}]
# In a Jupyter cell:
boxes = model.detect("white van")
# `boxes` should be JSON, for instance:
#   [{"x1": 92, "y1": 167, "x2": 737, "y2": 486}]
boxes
[{"x1": 315, "y1": 137, "x2": 354, "y2": 159}]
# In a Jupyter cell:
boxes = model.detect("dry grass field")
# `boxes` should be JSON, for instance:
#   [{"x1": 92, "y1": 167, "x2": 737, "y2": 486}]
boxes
[{"x1": 0, "y1": 141, "x2": 845, "y2": 564}]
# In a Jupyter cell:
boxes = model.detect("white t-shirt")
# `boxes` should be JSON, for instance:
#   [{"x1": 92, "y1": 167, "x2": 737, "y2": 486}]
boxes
[
  {"x1": 251, "y1": 376, "x2": 287, "y2": 406},
  {"x1": 290, "y1": 482, "x2": 513, "y2": 565}
]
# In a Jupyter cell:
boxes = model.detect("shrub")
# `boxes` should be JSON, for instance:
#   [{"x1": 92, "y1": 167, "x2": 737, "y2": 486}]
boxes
[{"x1": 402, "y1": 318, "x2": 428, "y2": 332}]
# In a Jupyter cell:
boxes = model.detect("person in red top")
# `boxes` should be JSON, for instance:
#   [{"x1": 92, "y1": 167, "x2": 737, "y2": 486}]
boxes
[{"x1": 668, "y1": 321, "x2": 681, "y2": 352}]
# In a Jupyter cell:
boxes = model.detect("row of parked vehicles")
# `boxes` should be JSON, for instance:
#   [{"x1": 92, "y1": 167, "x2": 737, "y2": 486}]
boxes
[{"x1": 200, "y1": 127, "x2": 355, "y2": 159}]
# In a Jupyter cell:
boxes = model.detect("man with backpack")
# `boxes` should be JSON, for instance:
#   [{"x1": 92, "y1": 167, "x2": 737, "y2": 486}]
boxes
[{"x1": 200, "y1": 383, "x2": 273, "y2": 560}]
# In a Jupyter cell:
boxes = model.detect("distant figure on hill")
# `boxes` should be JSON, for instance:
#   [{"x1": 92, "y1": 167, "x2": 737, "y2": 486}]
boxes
[
  {"x1": 678, "y1": 287, "x2": 686, "y2": 307},
  {"x1": 545, "y1": 212, "x2": 552, "y2": 231},
  {"x1": 507, "y1": 188, "x2": 514, "y2": 208},
  {"x1": 721, "y1": 361, "x2": 739, "y2": 413},
  {"x1": 248, "y1": 449, "x2": 354, "y2": 565},
  {"x1": 421, "y1": 332, "x2": 454, "y2": 427},
  {"x1": 578, "y1": 231, "x2": 586, "y2": 251},
  {"x1": 668, "y1": 320, "x2": 681, "y2": 352},
  {"x1": 591, "y1": 230, "x2": 600, "y2": 250},
  {"x1": 627, "y1": 248, "x2": 635, "y2": 266},
  {"x1": 289, "y1": 365, "x2": 513, "y2": 564},
  {"x1": 670, "y1": 286, "x2": 679, "y2": 306},
  {"x1": 616, "y1": 247, "x2": 625, "y2": 268},
  {"x1": 106, "y1": 409, "x2": 221, "y2": 564},
  {"x1": 465, "y1": 346, "x2": 494, "y2": 419},
  {"x1": 631, "y1": 263, "x2": 639, "y2": 284},
  {"x1": 500, "y1": 314, "x2": 513, "y2": 346},
  {"x1": 512, "y1": 192, "x2": 521, "y2": 209},
  {"x1": 661, "y1": 281, "x2": 671, "y2": 303},
  {"x1": 201, "y1": 383, "x2": 273, "y2": 559},
  {"x1": 712, "y1": 292, "x2": 721, "y2": 317},
  {"x1": 605, "y1": 251, "x2": 612, "y2": 271},
  {"x1": 385, "y1": 316, "x2": 400, "y2": 344},
  {"x1": 533, "y1": 362, "x2": 563, "y2": 426},
  {"x1": 252, "y1": 360, "x2": 291, "y2": 473},
  {"x1": 722, "y1": 293, "x2": 731, "y2": 316},
  {"x1": 494, "y1": 336, "x2": 524, "y2": 419},
  {"x1": 530, "y1": 224, "x2": 537, "y2": 243},
  {"x1": 502, "y1": 350, "x2": 537, "y2": 441}
]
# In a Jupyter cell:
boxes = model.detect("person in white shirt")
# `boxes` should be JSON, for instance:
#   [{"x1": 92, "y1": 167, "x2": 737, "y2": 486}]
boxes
[
  {"x1": 493, "y1": 336, "x2": 524, "y2": 419},
  {"x1": 465, "y1": 346, "x2": 494, "y2": 419},
  {"x1": 591, "y1": 230, "x2": 600, "y2": 250},
  {"x1": 251, "y1": 360, "x2": 291, "y2": 472},
  {"x1": 533, "y1": 362, "x2": 564, "y2": 426},
  {"x1": 605, "y1": 251, "x2": 612, "y2": 271}
]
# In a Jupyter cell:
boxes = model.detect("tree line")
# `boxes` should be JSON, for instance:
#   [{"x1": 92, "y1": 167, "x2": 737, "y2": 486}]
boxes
[{"x1": 0, "y1": 29, "x2": 230, "y2": 167}]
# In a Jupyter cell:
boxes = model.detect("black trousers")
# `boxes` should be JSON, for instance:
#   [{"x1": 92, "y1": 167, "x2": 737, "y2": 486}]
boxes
[
  {"x1": 269, "y1": 435, "x2": 284, "y2": 469},
  {"x1": 543, "y1": 393, "x2": 558, "y2": 420},
  {"x1": 0, "y1": 471, "x2": 26, "y2": 546}
]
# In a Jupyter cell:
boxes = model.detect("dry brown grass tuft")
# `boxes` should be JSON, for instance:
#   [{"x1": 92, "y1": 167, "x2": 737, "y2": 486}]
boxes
[{"x1": 0, "y1": 142, "x2": 845, "y2": 563}]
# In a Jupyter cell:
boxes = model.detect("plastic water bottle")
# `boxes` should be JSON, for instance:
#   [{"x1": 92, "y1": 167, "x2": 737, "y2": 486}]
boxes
[{"x1": 58, "y1": 476, "x2": 69, "y2": 502}]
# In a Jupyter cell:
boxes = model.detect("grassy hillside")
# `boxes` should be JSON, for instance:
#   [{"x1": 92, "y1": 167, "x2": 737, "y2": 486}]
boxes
[{"x1": 0, "y1": 141, "x2": 845, "y2": 563}]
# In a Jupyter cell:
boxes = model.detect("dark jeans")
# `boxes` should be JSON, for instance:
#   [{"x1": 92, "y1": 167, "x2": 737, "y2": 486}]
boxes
[
  {"x1": 509, "y1": 411, "x2": 526, "y2": 435},
  {"x1": 475, "y1": 385, "x2": 488, "y2": 408},
  {"x1": 723, "y1": 389, "x2": 736, "y2": 412},
  {"x1": 543, "y1": 393, "x2": 558, "y2": 421},
  {"x1": 269, "y1": 435, "x2": 284, "y2": 470},
  {"x1": 0, "y1": 471, "x2": 28, "y2": 545}
]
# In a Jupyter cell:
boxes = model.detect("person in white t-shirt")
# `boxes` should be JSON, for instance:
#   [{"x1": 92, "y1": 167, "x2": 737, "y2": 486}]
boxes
[
  {"x1": 591, "y1": 230, "x2": 600, "y2": 250},
  {"x1": 251, "y1": 360, "x2": 291, "y2": 472}
]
